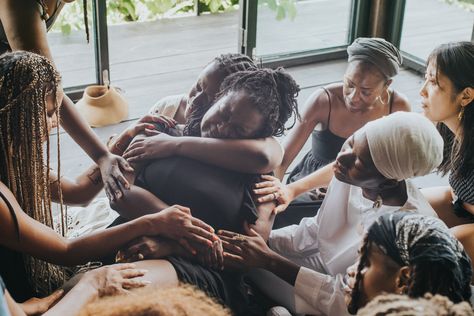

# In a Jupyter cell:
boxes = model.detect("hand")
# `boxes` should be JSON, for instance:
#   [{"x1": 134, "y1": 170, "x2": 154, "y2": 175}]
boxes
[
  {"x1": 253, "y1": 175, "x2": 294, "y2": 214},
  {"x1": 116, "y1": 236, "x2": 177, "y2": 263},
  {"x1": 20, "y1": 289, "x2": 64, "y2": 315},
  {"x1": 147, "y1": 205, "x2": 217, "y2": 254},
  {"x1": 122, "y1": 133, "x2": 179, "y2": 163},
  {"x1": 218, "y1": 224, "x2": 275, "y2": 270},
  {"x1": 195, "y1": 238, "x2": 224, "y2": 271},
  {"x1": 98, "y1": 153, "x2": 134, "y2": 201},
  {"x1": 81, "y1": 263, "x2": 150, "y2": 297},
  {"x1": 108, "y1": 114, "x2": 175, "y2": 155}
]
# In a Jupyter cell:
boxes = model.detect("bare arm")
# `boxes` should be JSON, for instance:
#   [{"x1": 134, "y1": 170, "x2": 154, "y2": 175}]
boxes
[
  {"x1": 124, "y1": 134, "x2": 284, "y2": 174},
  {"x1": 276, "y1": 89, "x2": 328, "y2": 179},
  {"x1": 0, "y1": 183, "x2": 214, "y2": 266},
  {"x1": 110, "y1": 184, "x2": 169, "y2": 220}
]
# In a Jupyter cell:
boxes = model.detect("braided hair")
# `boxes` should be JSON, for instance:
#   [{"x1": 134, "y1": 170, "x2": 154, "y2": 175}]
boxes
[
  {"x1": 0, "y1": 51, "x2": 65, "y2": 295},
  {"x1": 183, "y1": 53, "x2": 257, "y2": 136},
  {"x1": 348, "y1": 212, "x2": 472, "y2": 314},
  {"x1": 215, "y1": 67, "x2": 300, "y2": 138}
]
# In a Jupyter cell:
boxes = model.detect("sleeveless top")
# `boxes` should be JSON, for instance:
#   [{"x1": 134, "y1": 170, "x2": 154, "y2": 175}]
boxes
[
  {"x1": 0, "y1": 0, "x2": 64, "y2": 54},
  {"x1": 445, "y1": 133, "x2": 474, "y2": 206},
  {"x1": 0, "y1": 190, "x2": 34, "y2": 302},
  {"x1": 287, "y1": 87, "x2": 394, "y2": 203}
]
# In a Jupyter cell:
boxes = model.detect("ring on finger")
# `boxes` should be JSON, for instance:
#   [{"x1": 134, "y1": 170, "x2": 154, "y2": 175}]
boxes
[
  {"x1": 273, "y1": 192, "x2": 278, "y2": 200},
  {"x1": 232, "y1": 234, "x2": 246, "y2": 241}
]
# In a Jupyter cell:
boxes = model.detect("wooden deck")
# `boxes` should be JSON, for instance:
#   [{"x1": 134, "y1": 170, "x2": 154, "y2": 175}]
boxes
[{"x1": 47, "y1": 0, "x2": 470, "y2": 188}]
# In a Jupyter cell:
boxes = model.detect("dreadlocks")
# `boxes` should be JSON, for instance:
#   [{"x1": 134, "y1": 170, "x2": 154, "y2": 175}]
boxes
[
  {"x1": 0, "y1": 51, "x2": 65, "y2": 295},
  {"x1": 217, "y1": 67, "x2": 300, "y2": 137},
  {"x1": 183, "y1": 53, "x2": 258, "y2": 136},
  {"x1": 348, "y1": 212, "x2": 472, "y2": 314}
]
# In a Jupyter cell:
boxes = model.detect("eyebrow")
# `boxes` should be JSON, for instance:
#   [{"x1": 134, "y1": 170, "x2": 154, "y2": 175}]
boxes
[{"x1": 345, "y1": 77, "x2": 374, "y2": 90}]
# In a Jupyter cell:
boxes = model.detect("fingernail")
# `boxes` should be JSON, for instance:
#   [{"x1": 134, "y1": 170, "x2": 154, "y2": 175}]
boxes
[{"x1": 212, "y1": 235, "x2": 219, "y2": 241}]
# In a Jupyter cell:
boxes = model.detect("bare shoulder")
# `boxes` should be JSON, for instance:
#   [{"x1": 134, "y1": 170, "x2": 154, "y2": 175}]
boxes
[
  {"x1": 391, "y1": 90, "x2": 411, "y2": 112},
  {"x1": 300, "y1": 85, "x2": 337, "y2": 123}
]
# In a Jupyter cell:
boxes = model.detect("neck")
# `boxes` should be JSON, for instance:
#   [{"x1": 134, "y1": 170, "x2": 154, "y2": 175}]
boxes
[
  {"x1": 362, "y1": 181, "x2": 408, "y2": 207},
  {"x1": 443, "y1": 116, "x2": 462, "y2": 138}
]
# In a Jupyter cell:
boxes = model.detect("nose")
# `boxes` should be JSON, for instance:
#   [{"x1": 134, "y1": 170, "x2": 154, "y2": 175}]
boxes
[
  {"x1": 419, "y1": 79, "x2": 428, "y2": 98},
  {"x1": 348, "y1": 88, "x2": 361, "y2": 103},
  {"x1": 336, "y1": 148, "x2": 355, "y2": 168}
]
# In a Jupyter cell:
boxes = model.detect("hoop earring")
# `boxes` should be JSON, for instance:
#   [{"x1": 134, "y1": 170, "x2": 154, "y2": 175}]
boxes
[
  {"x1": 377, "y1": 89, "x2": 390, "y2": 105},
  {"x1": 458, "y1": 107, "x2": 465, "y2": 121}
]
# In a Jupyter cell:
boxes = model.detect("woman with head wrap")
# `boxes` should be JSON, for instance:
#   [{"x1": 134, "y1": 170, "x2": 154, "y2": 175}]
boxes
[
  {"x1": 218, "y1": 112, "x2": 443, "y2": 315},
  {"x1": 347, "y1": 212, "x2": 472, "y2": 314},
  {"x1": 253, "y1": 37, "x2": 411, "y2": 229},
  {"x1": 416, "y1": 42, "x2": 474, "y2": 279}
]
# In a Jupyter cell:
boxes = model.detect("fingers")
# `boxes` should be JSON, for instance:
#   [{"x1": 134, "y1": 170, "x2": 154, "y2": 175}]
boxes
[
  {"x1": 120, "y1": 268, "x2": 148, "y2": 279},
  {"x1": 121, "y1": 278, "x2": 151, "y2": 290},
  {"x1": 253, "y1": 187, "x2": 277, "y2": 195},
  {"x1": 221, "y1": 239, "x2": 243, "y2": 255},
  {"x1": 257, "y1": 193, "x2": 278, "y2": 203},
  {"x1": 172, "y1": 204, "x2": 191, "y2": 215},
  {"x1": 144, "y1": 129, "x2": 160, "y2": 136},
  {"x1": 113, "y1": 263, "x2": 137, "y2": 271},
  {"x1": 106, "y1": 176, "x2": 122, "y2": 201},
  {"x1": 117, "y1": 155, "x2": 134, "y2": 173},
  {"x1": 178, "y1": 238, "x2": 197, "y2": 255},
  {"x1": 223, "y1": 252, "x2": 244, "y2": 265},
  {"x1": 122, "y1": 147, "x2": 145, "y2": 161},
  {"x1": 214, "y1": 240, "x2": 224, "y2": 270},
  {"x1": 187, "y1": 225, "x2": 216, "y2": 242},
  {"x1": 42, "y1": 289, "x2": 64, "y2": 308},
  {"x1": 273, "y1": 204, "x2": 288, "y2": 214},
  {"x1": 190, "y1": 216, "x2": 215, "y2": 233},
  {"x1": 260, "y1": 174, "x2": 277, "y2": 181},
  {"x1": 217, "y1": 229, "x2": 239, "y2": 239},
  {"x1": 254, "y1": 181, "x2": 275, "y2": 189}
]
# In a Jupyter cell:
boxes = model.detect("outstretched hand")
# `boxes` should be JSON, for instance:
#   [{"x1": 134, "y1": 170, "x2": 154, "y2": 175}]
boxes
[
  {"x1": 253, "y1": 175, "x2": 294, "y2": 214},
  {"x1": 218, "y1": 224, "x2": 275, "y2": 270},
  {"x1": 147, "y1": 205, "x2": 217, "y2": 254},
  {"x1": 19, "y1": 289, "x2": 64, "y2": 316}
]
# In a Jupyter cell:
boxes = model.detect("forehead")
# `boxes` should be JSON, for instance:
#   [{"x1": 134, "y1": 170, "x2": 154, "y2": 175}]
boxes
[
  {"x1": 198, "y1": 62, "x2": 224, "y2": 84},
  {"x1": 352, "y1": 130, "x2": 374, "y2": 164},
  {"x1": 345, "y1": 61, "x2": 385, "y2": 86}
]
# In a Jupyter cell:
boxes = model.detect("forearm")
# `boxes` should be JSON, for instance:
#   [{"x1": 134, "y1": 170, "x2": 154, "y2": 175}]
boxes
[
  {"x1": 58, "y1": 166, "x2": 104, "y2": 206},
  {"x1": 43, "y1": 282, "x2": 97, "y2": 316},
  {"x1": 175, "y1": 137, "x2": 283, "y2": 174},
  {"x1": 63, "y1": 217, "x2": 153, "y2": 265},
  {"x1": 265, "y1": 252, "x2": 301, "y2": 286},
  {"x1": 60, "y1": 96, "x2": 109, "y2": 162},
  {"x1": 110, "y1": 185, "x2": 169, "y2": 220},
  {"x1": 287, "y1": 163, "x2": 334, "y2": 198}
]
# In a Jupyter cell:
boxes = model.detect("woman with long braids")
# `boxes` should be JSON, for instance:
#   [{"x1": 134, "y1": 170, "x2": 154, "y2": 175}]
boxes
[
  {"x1": 212, "y1": 112, "x2": 443, "y2": 315},
  {"x1": 0, "y1": 51, "x2": 216, "y2": 306},
  {"x1": 0, "y1": 0, "x2": 134, "y2": 203}
]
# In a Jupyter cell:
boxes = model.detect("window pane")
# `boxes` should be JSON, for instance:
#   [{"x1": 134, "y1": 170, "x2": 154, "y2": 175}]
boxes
[
  {"x1": 401, "y1": 0, "x2": 473, "y2": 60},
  {"x1": 255, "y1": 0, "x2": 352, "y2": 57}
]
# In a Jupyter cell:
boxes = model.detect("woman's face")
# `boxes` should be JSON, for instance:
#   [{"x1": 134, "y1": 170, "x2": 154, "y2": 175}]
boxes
[
  {"x1": 185, "y1": 62, "x2": 226, "y2": 119},
  {"x1": 346, "y1": 243, "x2": 401, "y2": 312},
  {"x1": 420, "y1": 60, "x2": 461, "y2": 124},
  {"x1": 45, "y1": 88, "x2": 63, "y2": 138},
  {"x1": 333, "y1": 130, "x2": 386, "y2": 189},
  {"x1": 200, "y1": 90, "x2": 264, "y2": 139},
  {"x1": 343, "y1": 61, "x2": 388, "y2": 113}
]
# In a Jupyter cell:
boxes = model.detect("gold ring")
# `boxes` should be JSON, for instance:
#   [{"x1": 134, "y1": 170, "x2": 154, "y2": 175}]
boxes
[
  {"x1": 233, "y1": 234, "x2": 246, "y2": 241},
  {"x1": 273, "y1": 192, "x2": 278, "y2": 200}
]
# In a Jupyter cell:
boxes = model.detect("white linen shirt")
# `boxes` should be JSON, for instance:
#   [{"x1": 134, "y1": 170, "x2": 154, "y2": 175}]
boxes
[{"x1": 268, "y1": 178, "x2": 436, "y2": 315}]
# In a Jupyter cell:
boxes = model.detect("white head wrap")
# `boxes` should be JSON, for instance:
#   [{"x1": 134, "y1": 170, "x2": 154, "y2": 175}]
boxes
[{"x1": 362, "y1": 112, "x2": 443, "y2": 181}]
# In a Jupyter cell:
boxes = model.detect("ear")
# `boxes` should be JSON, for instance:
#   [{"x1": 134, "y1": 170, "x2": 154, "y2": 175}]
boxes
[
  {"x1": 385, "y1": 79, "x2": 393, "y2": 88},
  {"x1": 460, "y1": 87, "x2": 474, "y2": 108},
  {"x1": 395, "y1": 266, "x2": 411, "y2": 294}
]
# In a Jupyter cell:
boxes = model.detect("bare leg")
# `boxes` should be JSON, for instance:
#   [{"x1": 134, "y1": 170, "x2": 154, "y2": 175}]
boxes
[
  {"x1": 130, "y1": 259, "x2": 179, "y2": 287},
  {"x1": 421, "y1": 186, "x2": 471, "y2": 228},
  {"x1": 451, "y1": 224, "x2": 474, "y2": 283}
]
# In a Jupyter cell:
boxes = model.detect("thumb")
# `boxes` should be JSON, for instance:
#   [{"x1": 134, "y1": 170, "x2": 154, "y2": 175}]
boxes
[
  {"x1": 43, "y1": 289, "x2": 64, "y2": 308},
  {"x1": 118, "y1": 156, "x2": 134, "y2": 172},
  {"x1": 243, "y1": 222, "x2": 259, "y2": 237}
]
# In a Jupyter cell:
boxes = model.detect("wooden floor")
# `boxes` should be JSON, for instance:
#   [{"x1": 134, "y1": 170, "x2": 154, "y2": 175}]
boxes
[{"x1": 47, "y1": 0, "x2": 469, "y2": 187}]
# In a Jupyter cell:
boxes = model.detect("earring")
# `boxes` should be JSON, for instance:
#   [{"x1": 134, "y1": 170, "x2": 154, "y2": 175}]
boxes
[
  {"x1": 458, "y1": 107, "x2": 465, "y2": 121},
  {"x1": 372, "y1": 195, "x2": 383, "y2": 209},
  {"x1": 377, "y1": 89, "x2": 390, "y2": 105}
]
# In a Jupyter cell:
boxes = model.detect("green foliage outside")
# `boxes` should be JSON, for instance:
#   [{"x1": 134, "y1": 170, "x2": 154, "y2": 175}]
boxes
[{"x1": 52, "y1": 0, "x2": 298, "y2": 35}]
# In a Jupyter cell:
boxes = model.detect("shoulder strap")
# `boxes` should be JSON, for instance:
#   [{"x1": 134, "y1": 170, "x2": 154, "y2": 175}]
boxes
[
  {"x1": 321, "y1": 87, "x2": 333, "y2": 128},
  {"x1": 0, "y1": 188, "x2": 20, "y2": 239},
  {"x1": 389, "y1": 90, "x2": 395, "y2": 114}
]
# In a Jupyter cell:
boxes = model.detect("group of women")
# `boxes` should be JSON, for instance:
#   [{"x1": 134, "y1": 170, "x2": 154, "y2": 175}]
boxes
[{"x1": 0, "y1": 1, "x2": 473, "y2": 315}]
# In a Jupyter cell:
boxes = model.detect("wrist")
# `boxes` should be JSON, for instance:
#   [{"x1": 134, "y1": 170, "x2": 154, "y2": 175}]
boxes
[{"x1": 141, "y1": 213, "x2": 163, "y2": 236}]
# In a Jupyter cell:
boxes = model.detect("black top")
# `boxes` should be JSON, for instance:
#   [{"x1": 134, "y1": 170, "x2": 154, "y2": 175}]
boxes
[
  {"x1": 137, "y1": 157, "x2": 259, "y2": 233},
  {"x1": 446, "y1": 133, "x2": 474, "y2": 205},
  {"x1": 0, "y1": 190, "x2": 34, "y2": 302}
]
